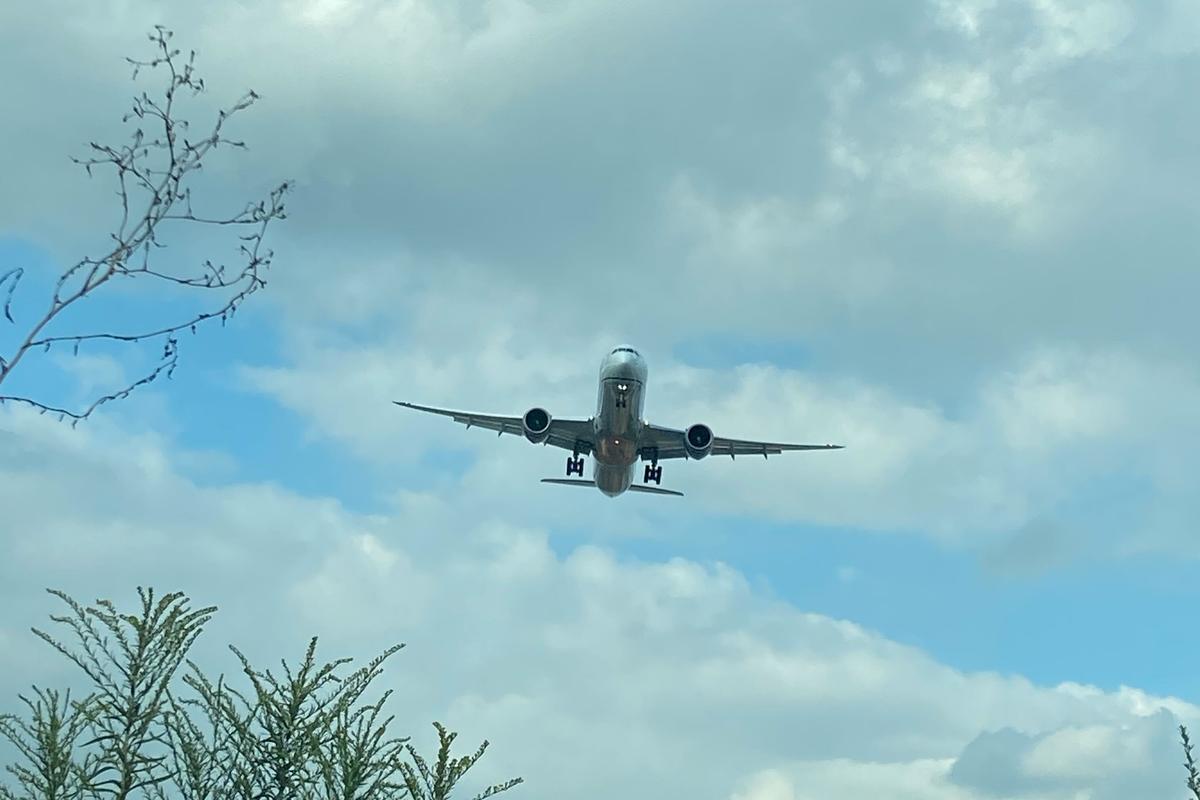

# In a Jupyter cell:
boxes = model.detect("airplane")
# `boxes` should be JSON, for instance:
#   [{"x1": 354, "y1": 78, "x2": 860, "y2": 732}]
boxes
[{"x1": 394, "y1": 345, "x2": 843, "y2": 498}]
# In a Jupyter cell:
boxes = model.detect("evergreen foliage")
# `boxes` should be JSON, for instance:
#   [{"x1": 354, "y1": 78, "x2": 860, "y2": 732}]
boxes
[
  {"x1": 1183, "y1": 725, "x2": 1200, "y2": 800},
  {"x1": 0, "y1": 589, "x2": 521, "y2": 800}
]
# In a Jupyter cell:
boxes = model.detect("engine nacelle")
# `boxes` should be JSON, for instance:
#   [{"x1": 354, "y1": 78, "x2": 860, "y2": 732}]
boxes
[
  {"x1": 684, "y1": 423, "x2": 714, "y2": 460},
  {"x1": 523, "y1": 407, "x2": 552, "y2": 444}
]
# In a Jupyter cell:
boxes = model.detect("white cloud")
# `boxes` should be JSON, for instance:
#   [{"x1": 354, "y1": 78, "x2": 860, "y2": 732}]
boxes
[
  {"x1": 1, "y1": 406, "x2": 1196, "y2": 799},
  {"x1": 812, "y1": 0, "x2": 1159, "y2": 244},
  {"x1": 3, "y1": 4, "x2": 1198, "y2": 793},
  {"x1": 243, "y1": 286, "x2": 1200, "y2": 559},
  {"x1": 732, "y1": 769, "x2": 798, "y2": 800},
  {"x1": 949, "y1": 711, "x2": 1183, "y2": 798},
  {"x1": 2, "y1": 0, "x2": 1196, "y2": 391},
  {"x1": 733, "y1": 761, "x2": 979, "y2": 800},
  {"x1": 931, "y1": 0, "x2": 999, "y2": 39},
  {"x1": 1019, "y1": 0, "x2": 1135, "y2": 76},
  {"x1": 2, "y1": 5, "x2": 1199, "y2": 798},
  {"x1": 824, "y1": 53, "x2": 1109, "y2": 236},
  {"x1": 932, "y1": 0, "x2": 1134, "y2": 69},
  {"x1": 1022, "y1": 723, "x2": 1146, "y2": 780}
]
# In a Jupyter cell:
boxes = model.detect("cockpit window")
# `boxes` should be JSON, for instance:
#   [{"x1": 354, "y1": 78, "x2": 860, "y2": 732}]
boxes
[{"x1": 612, "y1": 346, "x2": 639, "y2": 356}]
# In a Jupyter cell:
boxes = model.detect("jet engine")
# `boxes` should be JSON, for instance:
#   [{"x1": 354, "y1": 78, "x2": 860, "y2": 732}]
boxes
[
  {"x1": 523, "y1": 407, "x2": 552, "y2": 444},
  {"x1": 684, "y1": 423, "x2": 714, "y2": 459}
]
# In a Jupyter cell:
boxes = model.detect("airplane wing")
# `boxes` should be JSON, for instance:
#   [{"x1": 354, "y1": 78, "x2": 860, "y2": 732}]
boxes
[
  {"x1": 640, "y1": 423, "x2": 842, "y2": 460},
  {"x1": 394, "y1": 401, "x2": 595, "y2": 455}
]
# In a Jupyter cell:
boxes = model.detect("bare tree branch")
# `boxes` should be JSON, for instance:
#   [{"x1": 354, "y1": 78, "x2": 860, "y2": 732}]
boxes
[
  {"x1": 0, "y1": 268, "x2": 21, "y2": 326},
  {"x1": 0, "y1": 336, "x2": 178, "y2": 424},
  {"x1": 0, "y1": 25, "x2": 290, "y2": 424}
]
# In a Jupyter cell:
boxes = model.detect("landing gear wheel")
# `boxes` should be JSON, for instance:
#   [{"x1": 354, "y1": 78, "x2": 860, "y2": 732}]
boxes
[
  {"x1": 643, "y1": 464, "x2": 663, "y2": 485},
  {"x1": 566, "y1": 456, "x2": 585, "y2": 477}
]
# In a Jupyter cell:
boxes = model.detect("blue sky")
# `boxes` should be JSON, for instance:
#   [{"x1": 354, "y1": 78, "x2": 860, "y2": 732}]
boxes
[{"x1": 2, "y1": 3, "x2": 1199, "y2": 799}]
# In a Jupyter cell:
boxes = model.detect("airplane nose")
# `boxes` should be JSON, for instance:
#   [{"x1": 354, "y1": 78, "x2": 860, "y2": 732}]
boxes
[
  {"x1": 604, "y1": 355, "x2": 639, "y2": 380},
  {"x1": 601, "y1": 347, "x2": 647, "y2": 383}
]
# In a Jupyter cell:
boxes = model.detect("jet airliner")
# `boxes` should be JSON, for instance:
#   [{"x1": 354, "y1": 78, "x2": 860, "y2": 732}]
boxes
[{"x1": 394, "y1": 345, "x2": 842, "y2": 497}]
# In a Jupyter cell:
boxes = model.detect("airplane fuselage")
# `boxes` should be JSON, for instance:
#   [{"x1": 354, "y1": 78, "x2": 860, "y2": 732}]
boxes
[{"x1": 591, "y1": 346, "x2": 649, "y2": 496}]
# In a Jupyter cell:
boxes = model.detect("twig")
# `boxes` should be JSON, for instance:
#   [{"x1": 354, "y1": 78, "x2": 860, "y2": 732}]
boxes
[{"x1": 0, "y1": 26, "x2": 290, "y2": 423}]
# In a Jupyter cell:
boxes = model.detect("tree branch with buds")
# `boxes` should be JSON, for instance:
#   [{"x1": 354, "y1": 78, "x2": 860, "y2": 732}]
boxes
[{"x1": 0, "y1": 25, "x2": 290, "y2": 425}]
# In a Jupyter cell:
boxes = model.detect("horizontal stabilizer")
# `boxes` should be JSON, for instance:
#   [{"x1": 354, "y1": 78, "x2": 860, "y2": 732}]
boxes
[
  {"x1": 627, "y1": 484, "x2": 684, "y2": 497},
  {"x1": 539, "y1": 478, "x2": 684, "y2": 497}
]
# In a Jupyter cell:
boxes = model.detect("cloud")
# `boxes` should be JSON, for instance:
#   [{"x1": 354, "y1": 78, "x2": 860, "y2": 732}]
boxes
[
  {"x1": 948, "y1": 711, "x2": 1182, "y2": 799},
  {"x1": 1019, "y1": 0, "x2": 1135, "y2": 73},
  {"x1": 820, "y1": 13, "x2": 1119, "y2": 236},
  {"x1": 4, "y1": 5, "x2": 1200, "y2": 796},
  {"x1": 3, "y1": 0, "x2": 1198, "y2": 393},
  {"x1": 732, "y1": 769, "x2": 799, "y2": 800},
  {"x1": 733, "y1": 761, "x2": 975, "y2": 800},
  {"x1": 0, "y1": 406, "x2": 1196, "y2": 799},
  {"x1": 242, "y1": 281, "x2": 1200, "y2": 560}
]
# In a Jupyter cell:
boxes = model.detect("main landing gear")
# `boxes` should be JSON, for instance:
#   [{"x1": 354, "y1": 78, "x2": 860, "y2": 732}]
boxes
[
  {"x1": 642, "y1": 447, "x2": 662, "y2": 485},
  {"x1": 565, "y1": 448, "x2": 665, "y2": 484}
]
